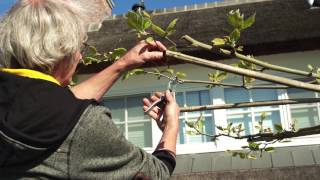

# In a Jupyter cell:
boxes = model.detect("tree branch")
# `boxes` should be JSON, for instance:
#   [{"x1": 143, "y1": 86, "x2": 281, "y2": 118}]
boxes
[
  {"x1": 181, "y1": 79, "x2": 289, "y2": 89},
  {"x1": 165, "y1": 50, "x2": 320, "y2": 92},
  {"x1": 180, "y1": 98, "x2": 320, "y2": 112},
  {"x1": 181, "y1": 35, "x2": 318, "y2": 79}
]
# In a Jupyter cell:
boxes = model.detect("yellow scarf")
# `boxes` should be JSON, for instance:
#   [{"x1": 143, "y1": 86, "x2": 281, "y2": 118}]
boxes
[{"x1": 0, "y1": 68, "x2": 61, "y2": 86}]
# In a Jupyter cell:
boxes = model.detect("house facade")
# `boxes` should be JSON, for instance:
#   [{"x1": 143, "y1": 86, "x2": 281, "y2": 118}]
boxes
[{"x1": 79, "y1": 0, "x2": 320, "y2": 179}]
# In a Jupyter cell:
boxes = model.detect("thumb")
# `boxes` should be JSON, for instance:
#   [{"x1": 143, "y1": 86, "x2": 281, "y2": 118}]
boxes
[{"x1": 165, "y1": 90, "x2": 173, "y2": 102}]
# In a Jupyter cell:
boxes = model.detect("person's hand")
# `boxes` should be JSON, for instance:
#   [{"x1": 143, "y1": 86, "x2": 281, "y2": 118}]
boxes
[
  {"x1": 143, "y1": 90, "x2": 179, "y2": 132},
  {"x1": 116, "y1": 40, "x2": 166, "y2": 71}
]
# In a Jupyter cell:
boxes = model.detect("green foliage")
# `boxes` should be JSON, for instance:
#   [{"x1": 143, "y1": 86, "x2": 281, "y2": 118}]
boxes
[
  {"x1": 166, "y1": 18, "x2": 179, "y2": 37},
  {"x1": 212, "y1": 38, "x2": 226, "y2": 46},
  {"x1": 122, "y1": 68, "x2": 146, "y2": 80},
  {"x1": 151, "y1": 24, "x2": 167, "y2": 37},
  {"x1": 185, "y1": 114, "x2": 205, "y2": 135},
  {"x1": 265, "y1": 147, "x2": 275, "y2": 152},
  {"x1": 227, "y1": 9, "x2": 256, "y2": 30},
  {"x1": 208, "y1": 71, "x2": 228, "y2": 84},
  {"x1": 274, "y1": 123, "x2": 283, "y2": 132},
  {"x1": 127, "y1": 11, "x2": 151, "y2": 35}
]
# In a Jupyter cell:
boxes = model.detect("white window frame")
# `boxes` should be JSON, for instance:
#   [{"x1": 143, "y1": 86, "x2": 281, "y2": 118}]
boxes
[{"x1": 103, "y1": 86, "x2": 320, "y2": 155}]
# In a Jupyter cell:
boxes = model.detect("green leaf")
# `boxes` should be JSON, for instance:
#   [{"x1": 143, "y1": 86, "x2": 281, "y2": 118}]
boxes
[
  {"x1": 239, "y1": 152, "x2": 246, "y2": 159},
  {"x1": 232, "y1": 152, "x2": 238, "y2": 157},
  {"x1": 261, "y1": 112, "x2": 267, "y2": 121},
  {"x1": 216, "y1": 126, "x2": 224, "y2": 131},
  {"x1": 186, "y1": 130, "x2": 197, "y2": 136},
  {"x1": 151, "y1": 24, "x2": 166, "y2": 37},
  {"x1": 227, "y1": 122, "x2": 233, "y2": 130},
  {"x1": 227, "y1": 9, "x2": 244, "y2": 29},
  {"x1": 131, "y1": 68, "x2": 145, "y2": 75},
  {"x1": 176, "y1": 72, "x2": 186, "y2": 79},
  {"x1": 163, "y1": 68, "x2": 174, "y2": 76},
  {"x1": 245, "y1": 76, "x2": 255, "y2": 84},
  {"x1": 166, "y1": 18, "x2": 178, "y2": 36},
  {"x1": 274, "y1": 124, "x2": 283, "y2": 132},
  {"x1": 145, "y1": 36, "x2": 154, "y2": 44},
  {"x1": 307, "y1": 64, "x2": 314, "y2": 72},
  {"x1": 110, "y1": 48, "x2": 127, "y2": 61},
  {"x1": 265, "y1": 147, "x2": 275, "y2": 152},
  {"x1": 247, "y1": 154, "x2": 257, "y2": 160},
  {"x1": 212, "y1": 38, "x2": 226, "y2": 46},
  {"x1": 82, "y1": 56, "x2": 100, "y2": 65},
  {"x1": 122, "y1": 71, "x2": 131, "y2": 80},
  {"x1": 243, "y1": 13, "x2": 256, "y2": 30},
  {"x1": 126, "y1": 11, "x2": 151, "y2": 32},
  {"x1": 249, "y1": 142, "x2": 260, "y2": 151},
  {"x1": 185, "y1": 121, "x2": 194, "y2": 128},
  {"x1": 142, "y1": 11, "x2": 151, "y2": 18},
  {"x1": 230, "y1": 28, "x2": 241, "y2": 42}
]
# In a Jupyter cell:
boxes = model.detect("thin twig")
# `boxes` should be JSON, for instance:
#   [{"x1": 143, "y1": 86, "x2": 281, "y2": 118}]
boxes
[
  {"x1": 181, "y1": 35, "x2": 319, "y2": 79},
  {"x1": 165, "y1": 50, "x2": 320, "y2": 92}
]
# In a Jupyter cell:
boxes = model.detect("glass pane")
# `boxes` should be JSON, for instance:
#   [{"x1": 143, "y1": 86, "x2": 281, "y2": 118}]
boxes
[
  {"x1": 128, "y1": 122, "x2": 152, "y2": 148},
  {"x1": 227, "y1": 113, "x2": 253, "y2": 135},
  {"x1": 288, "y1": 88, "x2": 316, "y2": 99},
  {"x1": 178, "y1": 118, "x2": 185, "y2": 144},
  {"x1": 186, "y1": 91, "x2": 200, "y2": 106},
  {"x1": 225, "y1": 88, "x2": 250, "y2": 113},
  {"x1": 288, "y1": 88, "x2": 317, "y2": 107},
  {"x1": 176, "y1": 92, "x2": 184, "y2": 107},
  {"x1": 291, "y1": 107, "x2": 320, "y2": 129},
  {"x1": 186, "y1": 90, "x2": 210, "y2": 115},
  {"x1": 252, "y1": 89, "x2": 278, "y2": 101},
  {"x1": 127, "y1": 95, "x2": 149, "y2": 121},
  {"x1": 252, "y1": 89, "x2": 278, "y2": 111},
  {"x1": 102, "y1": 98, "x2": 125, "y2": 123},
  {"x1": 176, "y1": 92, "x2": 185, "y2": 117},
  {"x1": 254, "y1": 111, "x2": 281, "y2": 134}
]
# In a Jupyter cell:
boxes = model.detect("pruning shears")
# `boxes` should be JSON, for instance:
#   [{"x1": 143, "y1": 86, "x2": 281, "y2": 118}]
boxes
[{"x1": 144, "y1": 76, "x2": 179, "y2": 114}]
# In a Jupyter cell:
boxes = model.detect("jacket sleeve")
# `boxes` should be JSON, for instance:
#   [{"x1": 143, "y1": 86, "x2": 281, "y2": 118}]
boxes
[{"x1": 68, "y1": 105, "x2": 173, "y2": 180}]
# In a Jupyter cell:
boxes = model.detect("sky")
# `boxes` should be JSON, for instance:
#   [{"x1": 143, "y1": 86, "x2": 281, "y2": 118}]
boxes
[{"x1": 0, "y1": 0, "x2": 221, "y2": 17}]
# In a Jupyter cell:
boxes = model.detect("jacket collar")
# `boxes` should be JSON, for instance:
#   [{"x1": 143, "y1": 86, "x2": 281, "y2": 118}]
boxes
[{"x1": 0, "y1": 68, "x2": 61, "y2": 86}]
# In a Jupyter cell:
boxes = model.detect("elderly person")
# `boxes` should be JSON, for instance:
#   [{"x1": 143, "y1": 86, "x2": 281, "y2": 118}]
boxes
[{"x1": 0, "y1": 0, "x2": 179, "y2": 179}]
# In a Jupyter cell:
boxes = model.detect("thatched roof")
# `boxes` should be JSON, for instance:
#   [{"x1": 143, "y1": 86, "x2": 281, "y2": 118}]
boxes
[{"x1": 82, "y1": 0, "x2": 320, "y2": 73}]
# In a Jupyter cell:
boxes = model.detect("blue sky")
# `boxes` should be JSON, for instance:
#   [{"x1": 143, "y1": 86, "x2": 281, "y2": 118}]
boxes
[
  {"x1": 1, "y1": 0, "x2": 220, "y2": 16},
  {"x1": 112, "y1": 0, "x2": 221, "y2": 15}
]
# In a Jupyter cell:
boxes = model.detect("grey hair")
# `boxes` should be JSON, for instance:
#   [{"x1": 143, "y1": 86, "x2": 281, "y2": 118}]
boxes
[{"x1": 0, "y1": 0, "x2": 87, "y2": 74}]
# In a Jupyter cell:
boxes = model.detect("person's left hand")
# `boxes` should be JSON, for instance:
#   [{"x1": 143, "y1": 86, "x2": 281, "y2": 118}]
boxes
[{"x1": 116, "y1": 40, "x2": 166, "y2": 71}]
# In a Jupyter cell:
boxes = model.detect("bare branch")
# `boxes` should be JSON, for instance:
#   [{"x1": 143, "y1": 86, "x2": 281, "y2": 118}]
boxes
[
  {"x1": 165, "y1": 50, "x2": 320, "y2": 92},
  {"x1": 180, "y1": 98, "x2": 320, "y2": 112},
  {"x1": 181, "y1": 79, "x2": 288, "y2": 89},
  {"x1": 182, "y1": 35, "x2": 318, "y2": 79}
]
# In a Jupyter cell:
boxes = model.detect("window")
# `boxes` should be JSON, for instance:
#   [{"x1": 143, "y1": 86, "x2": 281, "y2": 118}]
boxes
[
  {"x1": 287, "y1": 88, "x2": 320, "y2": 129},
  {"x1": 176, "y1": 90, "x2": 215, "y2": 144},
  {"x1": 102, "y1": 94, "x2": 152, "y2": 148},
  {"x1": 224, "y1": 88, "x2": 281, "y2": 135}
]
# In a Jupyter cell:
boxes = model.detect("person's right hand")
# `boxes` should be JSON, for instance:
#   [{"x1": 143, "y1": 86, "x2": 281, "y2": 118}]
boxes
[
  {"x1": 116, "y1": 40, "x2": 166, "y2": 72},
  {"x1": 143, "y1": 90, "x2": 180, "y2": 132}
]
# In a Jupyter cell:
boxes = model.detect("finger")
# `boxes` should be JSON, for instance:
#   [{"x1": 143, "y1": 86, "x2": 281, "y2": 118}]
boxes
[
  {"x1": 143, "y1": 98, "x2": 152, "y2": 106},
  {"x1": 150, "y1": 95, "x2": 160, "y2": 102},
  {"x1": 144, "y1": 51, "x2": 164, "y2": 61},
  {"x1": 146, "y1": 41, "x2": 167, "y2": 51},
  {"x1": 154, "y1": 92, "x2": 164, "y2": 98},
  {"x1": 165, "y1": 90, "x2": 174, "y2": 102}
]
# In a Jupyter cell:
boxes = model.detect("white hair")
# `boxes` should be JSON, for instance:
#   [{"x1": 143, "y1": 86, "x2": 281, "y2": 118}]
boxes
[{"x1": 0, "y1": 0, "x2": 87, "y2": 74}]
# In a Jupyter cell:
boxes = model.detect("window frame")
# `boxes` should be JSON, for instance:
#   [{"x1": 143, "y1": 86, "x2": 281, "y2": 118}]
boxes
[{"x1": 102, "y1": 87, "x2": 320, "y2": 155}]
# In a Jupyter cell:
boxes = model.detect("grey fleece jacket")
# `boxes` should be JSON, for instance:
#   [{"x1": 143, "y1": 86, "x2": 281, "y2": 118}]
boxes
[{"x1": 0, "y1": 105, "x2": 171, "y2": 180}]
